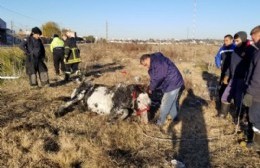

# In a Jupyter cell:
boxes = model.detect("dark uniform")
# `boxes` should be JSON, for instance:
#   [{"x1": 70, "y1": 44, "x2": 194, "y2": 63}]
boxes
[
  {"x1": 19, "y1": 27, "x2": 49, "y2": 86},
  {"x1": 64, "y1": 37, "x2": 81, "y2": 80}
]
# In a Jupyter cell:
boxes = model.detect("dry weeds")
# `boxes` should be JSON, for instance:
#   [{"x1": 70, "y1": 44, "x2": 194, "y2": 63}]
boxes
[{"x1": 0, "y1": 43, "x2": 259, "y2": 168}]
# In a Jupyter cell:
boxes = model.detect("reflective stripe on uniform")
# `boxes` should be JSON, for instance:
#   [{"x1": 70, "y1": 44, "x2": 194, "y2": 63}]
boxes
[
  {"x1": 64, "y1": 47, "x2": 81, "y2": 64},
  {"x1": 65, "y1": 58, "x2": 81, "y2": 64}
]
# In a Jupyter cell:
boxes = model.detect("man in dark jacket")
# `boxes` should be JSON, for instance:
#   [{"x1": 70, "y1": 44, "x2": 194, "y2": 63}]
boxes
[
  {"x1": 220, "y1": 31, "x2": 252, "y2": 118},
  {"x1": 243, "y1": 25, "x2": 260, "y2": 150},
  {"x1": 19, "y1": 27, "x2": 49, "y2": 88},
  {"x1": 140, "y1": 52, "x2": 184, "y2": 128}
]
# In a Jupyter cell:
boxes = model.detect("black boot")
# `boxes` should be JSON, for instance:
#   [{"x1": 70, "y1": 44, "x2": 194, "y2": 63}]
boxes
[
  {"x1": 247, "y1": 121, "x2": 254, "y2": 143},
  {"x1": 64, "y1": 73, "x2": 70, "y2": 81},
  {"x1": 219, "y1": 102, "x2": 230, "y2": 118}
]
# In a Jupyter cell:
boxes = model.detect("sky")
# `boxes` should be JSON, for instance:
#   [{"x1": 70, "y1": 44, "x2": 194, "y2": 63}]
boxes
[{"x1": 0, "y1": 0, "x2": 260, "y2": 40}]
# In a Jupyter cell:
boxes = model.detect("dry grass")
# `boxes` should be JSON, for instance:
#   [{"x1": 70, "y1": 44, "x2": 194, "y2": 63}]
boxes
[
  {"x1": 0, "y1": 47, "x2": 25, "y2": 78},
  {"x1": 0, "y1": 43, "x2": 259, "y2": 168}
]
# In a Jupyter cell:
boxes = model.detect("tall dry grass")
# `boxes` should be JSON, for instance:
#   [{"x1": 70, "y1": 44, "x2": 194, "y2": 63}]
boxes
[{"x1": 0, "y1": 47, "x2": 25, "y2": 78}]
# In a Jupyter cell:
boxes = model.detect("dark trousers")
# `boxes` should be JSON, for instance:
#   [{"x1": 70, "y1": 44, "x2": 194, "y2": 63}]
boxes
[
  {"x1": 249, "y1": 101, "x2": 260, "y2": 130},
  {"x1": 26, "y1": 60, "x2": 49, "y2": 86},
  {"x1": 65, "y1": 63, "x2": 79, "y2": 74},
  {"x1": 53, "y1": 48, "x2": 65, "y2": 75},
  {"x1": 219, "y1": 83, "x2": 227, "y2": 103}
]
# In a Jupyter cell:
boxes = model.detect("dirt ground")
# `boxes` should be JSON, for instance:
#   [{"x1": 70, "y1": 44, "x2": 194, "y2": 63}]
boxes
[{"x1": 0, "y1": 43, "x2": 259, "y2": 168}]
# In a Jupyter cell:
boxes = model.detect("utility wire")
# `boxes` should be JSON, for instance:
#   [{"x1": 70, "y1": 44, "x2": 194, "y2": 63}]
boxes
[{"x1": 0, "y1": 4, "x2": 42, "y2": 22}]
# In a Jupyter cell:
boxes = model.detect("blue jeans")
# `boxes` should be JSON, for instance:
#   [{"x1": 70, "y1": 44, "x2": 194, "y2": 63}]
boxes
[{"x1": 157, "y1": 87, "x2": 181, "y2": 125}]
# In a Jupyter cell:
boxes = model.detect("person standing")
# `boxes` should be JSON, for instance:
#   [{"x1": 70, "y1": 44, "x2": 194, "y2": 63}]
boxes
[
  {"x1": 19, "y1": 27, "x2": 49, "y2": 88},
  {"x1": 243, "y1": 25, "x2": 260, "y2": 150},
  {"x1": 220, "y1": 31, "x2": 251, "y2": 118},
  {"x1": 140, "y1": 52, "x2": 184, "y2": 129},
  {"x1": 62, "y1": 30, "x2": 81, "y2": 81},
  {"x1": 214, "y1": 34, "x2": 235, "y2": 110},
  {"x1": 50, "y1": 34, "x2": 65, "y2": 79}
]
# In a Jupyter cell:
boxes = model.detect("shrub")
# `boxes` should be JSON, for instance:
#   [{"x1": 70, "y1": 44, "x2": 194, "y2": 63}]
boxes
[{"x1": 0, "y1": 47, "x2": 25, "y2": 77}]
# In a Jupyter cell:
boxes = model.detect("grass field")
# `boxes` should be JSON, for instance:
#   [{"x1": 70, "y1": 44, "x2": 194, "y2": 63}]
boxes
[{"x1": 0, "y1": 43, "x2": 259, "y2": 168}]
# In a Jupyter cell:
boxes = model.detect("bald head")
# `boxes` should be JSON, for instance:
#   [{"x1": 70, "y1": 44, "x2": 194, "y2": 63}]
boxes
[{"x1": 250, "y1": 25, "x2": 260, "y2": 43}]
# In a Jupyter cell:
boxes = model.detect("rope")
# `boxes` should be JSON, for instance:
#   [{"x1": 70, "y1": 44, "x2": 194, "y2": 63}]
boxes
[
  {"x1": 142, "y1": 131, "x2": 220, "y2": 142},
  {"x1": 139, "y1": 125, "x2": 222, "y2": 142},
  {"x1": 0, "y1": 76, "x2": 20, "y2": 79}
]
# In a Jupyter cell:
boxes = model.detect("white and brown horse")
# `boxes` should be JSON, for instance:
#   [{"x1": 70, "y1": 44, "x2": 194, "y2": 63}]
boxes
[{"x1": 56, "y1": 81, "x2": 151, "y2": 123}]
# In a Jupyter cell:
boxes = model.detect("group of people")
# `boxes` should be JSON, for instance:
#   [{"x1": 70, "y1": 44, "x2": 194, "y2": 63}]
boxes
[
  {"x1": 18, "y1": 25, "x2": 260, "y2": 150},
  {"x1": 18, "y1": 26, "x2": 185, "y2": 133},
  {"x1": 19, "y1": 27, "x2": 81, "y2": 88},
  {"x1": 215, "y1": 25, "x2": 260, "y2": 150}
]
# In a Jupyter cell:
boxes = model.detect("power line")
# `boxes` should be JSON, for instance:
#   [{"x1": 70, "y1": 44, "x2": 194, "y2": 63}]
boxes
[
  {"x1": 192, "y1": 0, "x2": 197, "y2": 40},
  {"x1": 0, "y1": 4, "x2": 42, "y2": 22},
  {"x1": 106, "y1": 21, "x2": 108, "y2": 40}
]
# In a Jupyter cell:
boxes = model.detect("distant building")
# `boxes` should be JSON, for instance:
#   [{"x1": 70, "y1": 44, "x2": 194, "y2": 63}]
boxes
[
  {"x1": 0, "y1": 18, "x2": 7, "y2": 44},
  {"x1": 0, "y1": 18, "x2": 22, "y2": 45}
]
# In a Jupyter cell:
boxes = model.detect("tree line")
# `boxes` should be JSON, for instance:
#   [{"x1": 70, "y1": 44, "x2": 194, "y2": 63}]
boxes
[{"x1": 41, "y1": 21, "x2": 95, "y2": 43}]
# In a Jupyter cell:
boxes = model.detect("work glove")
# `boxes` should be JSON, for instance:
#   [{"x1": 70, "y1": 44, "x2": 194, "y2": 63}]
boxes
[
  {"x1": 223, "y1": 76, "x2": 229, "y2": 85},
  {"x1": 64, "y1": 57, "x2": 67, "y2": 63},
  {"x1": 243, "y1": 93, "x2": 253, "y2": 107},
  {"x1": 146, "y1": 85, "x2": 151, "y2": 95}
]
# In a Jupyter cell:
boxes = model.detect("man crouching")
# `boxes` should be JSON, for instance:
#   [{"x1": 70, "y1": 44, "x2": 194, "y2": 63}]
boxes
[{"x1": 140, "y1": 52, "x2": 184, "y2": 131}]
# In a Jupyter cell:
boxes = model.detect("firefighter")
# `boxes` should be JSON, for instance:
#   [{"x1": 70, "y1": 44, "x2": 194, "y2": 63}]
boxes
[
  {"x1": 62, "y1": 30, "x2": 81, "y2": 81},
  {"x1": 50, "y1": 34, "x2": 65, "y2": 80},
  {"x1": 19, "y1": 27, "x2": 49, "y2": 88}
]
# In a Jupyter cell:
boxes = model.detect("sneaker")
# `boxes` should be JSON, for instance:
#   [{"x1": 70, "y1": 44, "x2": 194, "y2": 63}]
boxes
[
  {"x1": 42, "y1": 83, "x2": 50, "y2": 88},
  {"x1": 30, "y1": 85, "x2": 40, "y2": 90},
  {"x1": 75, "y1": 78, "x2": 81, "y2": 84},
  {"x1": 57, "y1": 74, "x2": 64, "y2": 80}
]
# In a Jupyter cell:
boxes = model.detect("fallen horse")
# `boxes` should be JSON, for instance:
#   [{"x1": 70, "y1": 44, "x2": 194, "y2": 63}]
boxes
[{"x1": 56, "y1": 81, "x2": 151, "y2": 123}]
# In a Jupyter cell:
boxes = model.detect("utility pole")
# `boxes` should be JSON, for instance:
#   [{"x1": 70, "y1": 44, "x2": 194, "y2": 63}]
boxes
[
  {"x1": 187, "y1": 27, "x2": 189, "y2": 40},
  {"x1": 192, "y1": 0, "x2": 197, "y2": 61},
  {"x1": 11, "y1": 21, "x2": 14, "y2": 45},
  {"x1": 106, "y1": 21, "x2": 108, "y2": 41},
  {"x1": 192, "y1": 0, "x2": 197, "y2": 41}
]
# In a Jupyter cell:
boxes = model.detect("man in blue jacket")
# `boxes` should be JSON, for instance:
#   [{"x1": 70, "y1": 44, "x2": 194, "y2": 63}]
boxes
[
  {"x1": 243, "y1": 25, "x2": 260, "y2": 150},
  {"x1": 140, "y1": 52, "x2": 184, "y2": 128},
  {"x1": 214, "y1": 35, "x2": 235, "y2": 108}
]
